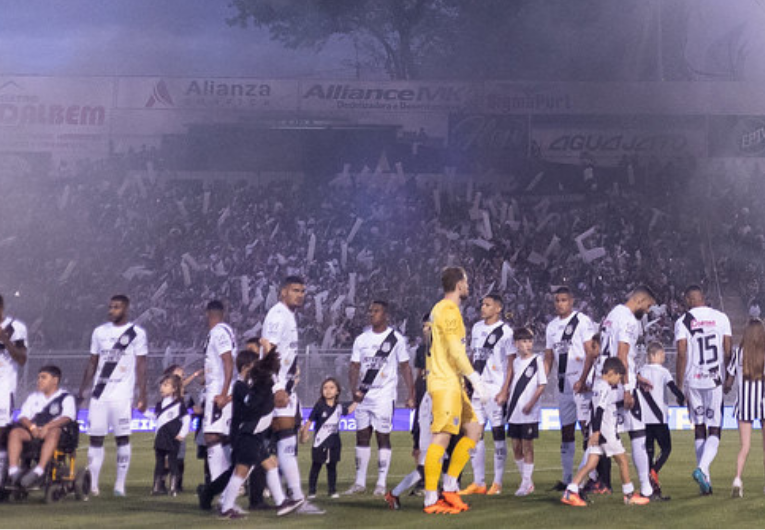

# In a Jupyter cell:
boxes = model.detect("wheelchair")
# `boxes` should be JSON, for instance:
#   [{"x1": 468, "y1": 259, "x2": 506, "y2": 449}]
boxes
[{"x1": 3, "y1": 421, "x2": 91, "y2": 503}]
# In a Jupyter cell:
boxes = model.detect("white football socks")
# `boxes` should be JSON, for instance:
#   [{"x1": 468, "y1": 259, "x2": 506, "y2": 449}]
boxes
[
  {"x1": 277, "y1": 436, "x2": 304, "y2": 501},
  {"x1": 471, "y1": 439, "x2": 486, "y2": 486},
  {"x1": 354, "y1": 446, "x2": 371, "y2": 487}
]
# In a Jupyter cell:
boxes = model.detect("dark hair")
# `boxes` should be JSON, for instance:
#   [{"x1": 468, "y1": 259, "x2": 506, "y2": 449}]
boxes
[
  {"x1": 514, "y1": 326, "x2": 534, "y2": 341},
  {"x1": 160, "y1": 374, "x2": 183, "y2": 401},
  {"x1": 282, "y1": 276, "x2": 305, "y2": 289},
  {"x1": 602, "y1": 356, "x2": 626, "y2": 376},
  {"x1": 421, "y1": 312, "x2": 431, "y2": 323},
  {"x1": 39, "y1": 365, "x2": 62, "y2": 380},
  {"x1": 371, "y1": 300, "x2": 389, "y2": 313},
  {"x1": 248, "y1": 350, "x2": 280, "y2": 385},
  {"x1": 684, "y1": 284, "x2": 703, "y2": 298},
  {"x1": 0, "y1": 294, "x2": 4, "y2": 308},
  {"x1": 630, "y1": 285, "x2": 657, "y2": 302},
  {"x1": 441, "y1": 267, "x2": 466, "y2": 293},
  {"x1": 163, "y1": 364, "x2": 181, "y2": 376},
  {"x1": 206, "y1": 300, "x2": 225, "y2": 313},
  {"x1": 236, "y1": 349, "x2": 258, "y2": 374},
  {"x1": 553, "y1": 286, "x2": 572, "y2": 296},
  {"x1": 484, "y1": 293, "x2": 503, "y2": 307},
  {"x1": 245, "y1": 336, "x2": 261, "y2": 345},
  {"x1": 319, "y1": 377, "x2": 342, "y2": 401},
  {"x1": 111, "y1": 294, "x2": 130, "y2": 306}
]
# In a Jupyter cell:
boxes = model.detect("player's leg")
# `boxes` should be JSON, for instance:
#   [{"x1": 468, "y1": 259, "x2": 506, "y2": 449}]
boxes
[
  {"x1": 153, "y1": 449, "x2": 168, "y2": 495},
  {"x1": 562, "y1": 448, "x2": 600, "y2": 507},
  {"x1": 440, "y1": 391, "x2": 480, "y2": 511},
  {"x1": 348, "y1": 424, "x2": 372, "y2": 493},
  {"x1": 326, "y1": 461, "x2": 338, "y2": 497},
  {"x1": 489, "y1": 425, "x2": 507, "y2": 493},
  {"x1": 423, "y1": 388, "x2": 462, "y2": 512},
  {"x1": 0, "y1": 426, "x2": 9, "y2": 488},
  {"x1": 516, "y1": 434, "x2": 536, "y2": 496},
  {"x1": 220, "y1": 463, "x2": 251, "y2": 515},
  {"x1": 613, "y1": 453, "x2": 637, "y2": 501},
  {"x1": 461, "y1": 397, "x2": 487, "y2": 494},
  {"x1": 308, "y1": 458, "x2": 322, "y2": 498},
  {"x1": 87, "y1": 398, "x2": 108, "y2": 495},
  {"x1": 697, "y1": 388, "x2": 723, "y2": 490},
  {"x1": 0, "y1": 391, "x2": 13, "y2": 488},
  {"x1": 558, "y1": 391, "x2": 578, "y2": 487},
  {"x1": 510, "y1": 432, "x2": 524, "y2": 479},
  {"x1": 628, "y1": 430, "x2": 652, "y2": 498},
  {"x1": 111, "y1": 400, "x2": 134, "y2": 496},
  {"x1": 653, "y1": 424, "x2": 672, "y2": 474},
  {"x1": 733, "y1": 420, "x2": 750, "y2": 497},
  {"x1": 372, "y1": 402, "x2": 394, "y2": 495},
  {"x1": 262, "y1": 455, "x2": 304, "y2": 516}
]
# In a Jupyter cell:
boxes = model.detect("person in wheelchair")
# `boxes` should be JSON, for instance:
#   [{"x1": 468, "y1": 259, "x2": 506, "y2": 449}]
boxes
[{"x1": 7, "y1": 365, "x2": 76, "y2": 490}]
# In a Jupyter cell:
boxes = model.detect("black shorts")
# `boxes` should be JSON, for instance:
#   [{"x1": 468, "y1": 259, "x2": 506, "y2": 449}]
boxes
[
  {"x1": 312, "y1": 444, "x2": 341, "y2": 465},
  {"x1": 232, "y1": 433, "x2": 271, "y2": 467},
  {"x1": 507, "y1": 422, "x2": 539, "y2": 440}
]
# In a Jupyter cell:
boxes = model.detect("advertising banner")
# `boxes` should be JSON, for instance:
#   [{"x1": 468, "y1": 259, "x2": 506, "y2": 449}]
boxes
[{"x1": 708, "y1": 115, "x2": 765, "y2": 157}]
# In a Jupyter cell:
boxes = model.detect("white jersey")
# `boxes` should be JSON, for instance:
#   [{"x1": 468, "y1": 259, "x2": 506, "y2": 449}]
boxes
[
  {"x1": 262, "y1": 301, "x2": 299, "y2": 394},
  {"x1": 597, "y1": 304, "x2": 640, "y2": 383},
  {"x1": 469, "y1": 320, "x2": 515, "y2": 389},
  {"x1": 204, "y1": 322, "x2": 237, "y2": 397},
  {"x1": 637, "y1": 364, "x2": 675, "y2": 424},
  {"x1": 590, "y1": 377, "x2": 620, "y2": 442},
  {"x1": 0, "y1": 316, "x2": 28, "y2": 394},
  {"x1": 507, "y1": 354, "x2": 547, "y2": 424},
  {"x1": 20, "y1": 388, "x2": 76, "y2": 423},
  {"x1": 674, "y1": 306, "x2": 731, "y2": 389},
  {"x1": 545, "y1": 311, "x2": 595, "y2": 391},
  {"x1": 90, "y1": 321, "x2": 148, "y2": 402},
  {"x1": 351, "y1": 326, "x2": 409, "y2": 403}
]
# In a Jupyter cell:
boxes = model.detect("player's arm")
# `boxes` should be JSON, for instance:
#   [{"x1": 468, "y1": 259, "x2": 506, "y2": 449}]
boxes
[
  {"x1": 135, "y1": 355, "x2": 148, "y2": 412},
  {"x1": 543, "y1": 348, "x2": 554, "y2": 377},
  {"x1": 349, "y1": 361, "x2": 362, "y2": 402},
  {"x1": 77, "y1": 354, "x2": 99, "y2": 402},
  {"x1": 214, "y1": 351, "x2": 234, "y2": 408},
  {"x1": 0, "y1": 326, "x2": 26, "y2": 366},
  {"x1": 723, "y1": 334, "x2": 732, "y2": 374},
  {"x1": 617, "y1": 341, "x2": 634, "y2": 408},
  {"x1": 177, "y1": 414, "x2": 191, "y2": 440},
  {"x1": 496, "y1": 354, "x2": 515, "y2": 404},
  {"x1": 399, "y1": 360, "x2": 415, "y2": 409},
  {"x1": 299, "y1": 420, "x2": 313, "y2": 444},
  {"x1": 574, "y1": 340, "x2": 597, "y2": 393},
  {"x1": 675, "y1": 338, "x2": 687, "y2": 393}
]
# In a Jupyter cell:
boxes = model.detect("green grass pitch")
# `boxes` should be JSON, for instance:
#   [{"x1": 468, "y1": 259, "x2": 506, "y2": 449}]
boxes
[{"x1": 1, "y1": 430, "x2": 765, "y2": 528}]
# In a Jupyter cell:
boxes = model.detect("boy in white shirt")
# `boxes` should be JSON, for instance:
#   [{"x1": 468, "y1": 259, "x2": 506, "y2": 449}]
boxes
[{"x1": 506, "y1": 327, "x2": 547, "y2": 497}]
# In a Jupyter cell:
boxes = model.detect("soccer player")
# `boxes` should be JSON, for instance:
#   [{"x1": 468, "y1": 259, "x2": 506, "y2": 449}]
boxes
[
  {"x1": 78, "y1": 294, "x2": 148, "y2": 497},
  {"x1": 422, "y1": 267, "x2": 489, "y2": 515},
  {"x1": 507, "y1": 327, "x2": 547, "y2": 496},
  {"x1": 261, "y1": 276, "x2": 324, "y2": 515},
  {"x1": 7, "y1": 365, "x2": 75, "y2": 490},
  {"x1": 675, "y1": 284, "x2": 732, "y2": 495},
  {"x1": 196, "y1": 300, "x2": 236, "y2": 511},
  {"x1": 561, "y1": 356, "x2": 649, "y2": 507},
  {"x1": 543, "y1": 287, "x2": 596, "y2": 491},
  {"x1": 582, "y1": 286, "x2": 657, "y2": 500},
  {"x1": 346, "y1": 300, "x2": 415, "y2": 496},
  {"x1": 459, "y1": 294, "x2": 514, "y2": 496},
  {"x1": 0, "y1": 294, "x2": 28, "y2": 489}
]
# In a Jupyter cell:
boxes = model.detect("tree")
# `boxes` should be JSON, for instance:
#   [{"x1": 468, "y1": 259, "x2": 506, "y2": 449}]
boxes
[{"x1": 228, "y1": 0, "x2": 471, "y2": 80}]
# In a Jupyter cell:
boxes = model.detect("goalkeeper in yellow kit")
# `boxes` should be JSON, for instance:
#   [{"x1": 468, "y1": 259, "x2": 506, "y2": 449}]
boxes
[{"x1": 423, "y1": 267, "x2": 490, "y2": 514}]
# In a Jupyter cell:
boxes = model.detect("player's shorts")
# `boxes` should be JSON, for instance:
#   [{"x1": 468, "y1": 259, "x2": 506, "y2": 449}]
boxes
[
  {"x1": 312, "y1": 443, "x2": 342, "y2": 465},
  {"x1": 472, "y1": 390, "x2": 505, "y2": 427},
  {"x1": 0, "y1": 390, "x2": 15, "y2": 427},
  {"x1": 507, "y1": 422, "x2": 539, "y2": 440},
  {"x1": 232, "y1": 432, "x2": 271, "y2": 467},
  {"x1": 203, "y1": 396, "x2": 232, "y2": 436},
  {"x1": 687, "y1": 386, "x2": 724, "y2": 428},
  {"x1": 616, "y1": 388, "x2": 645, "y2": 433},
  {"x1": 88, "y1": 398, "x2": 133, "y2": 437},
  {"x1": 558, "y1": 390, "x2": 592, "y2": 426},
  {"x1": 273, "y1": 392, "x2": 299, "y2": 419},
  {"x1": 417, "y1": 393, "x2": 433, "y2": 466},
  {"x1": 589, "y1": 433, "x2": 626, "y2": 457},
  {"x1": 429, "y1": 387, "x2": 477, "y2": 436},
  {"x1": 355, "y1": 398, "x2": 394, "y2": 434}
]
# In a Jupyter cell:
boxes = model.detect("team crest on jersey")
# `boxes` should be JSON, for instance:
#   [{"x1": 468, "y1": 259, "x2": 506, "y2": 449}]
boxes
[
  {"x1": 119, "y1": 335, "x2": 130, "y2": 346},
  {"x1": 382, "y1": 342, "x2": 391, "y2": 353},
  {"x1": 50, "y1": 402, "x2": 61, "y2": 416},
  {"x1": 488, "y1": 335, "x2": 497, "y2": 345},
  {"x1": 565, "y1": 325, "x2": 573, "y2": 335},
  {"x1": 525, "y1": 366, "x2": 535, "y2": 377}
]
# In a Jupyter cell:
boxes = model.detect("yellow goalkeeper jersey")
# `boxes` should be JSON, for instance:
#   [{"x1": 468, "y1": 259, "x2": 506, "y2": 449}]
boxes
[{"x1": 427, "y1": 298, "x2": 474, "y2": 389}]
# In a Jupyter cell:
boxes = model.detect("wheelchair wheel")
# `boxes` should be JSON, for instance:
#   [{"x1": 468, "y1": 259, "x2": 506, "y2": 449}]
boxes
[
  {"x1": 74, "y1": 469, "x2": 91, "y2": 501},
  {"x1": 44, "y1": 484, "x2": 65, "y2": 504}
]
